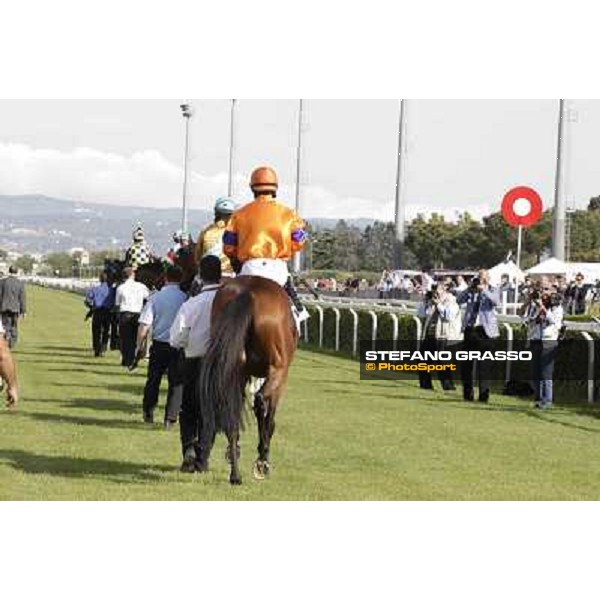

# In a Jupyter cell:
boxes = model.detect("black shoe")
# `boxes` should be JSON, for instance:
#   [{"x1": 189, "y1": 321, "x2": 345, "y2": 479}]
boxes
[
  {"x1": 479, "y1": 391, "x2": 490, "y2": 404},
  {"x1": 143, "y1": 412, "x2": 154, "y2": 424},
  {"x1": 463, "y1": 391, "x2": 475, "y2": 402}
]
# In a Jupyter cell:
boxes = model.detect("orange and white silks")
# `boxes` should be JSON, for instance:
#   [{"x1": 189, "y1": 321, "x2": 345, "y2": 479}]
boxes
[{"x1": 223, "y1": 195, "x2": 307, "y2": 263}]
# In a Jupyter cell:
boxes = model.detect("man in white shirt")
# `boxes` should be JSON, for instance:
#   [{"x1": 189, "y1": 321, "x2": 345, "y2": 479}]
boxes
[
  {"x1": 170, "y1": 256, "x2": 221, "y2": 472},
  {"x1": 136, "y1": 265, "x2": 187, "y2": 427},
  {"x1": 421, "y1": 268, "x2": 435, "y2": 293},
  {"x1": 115, "y1": 267, "x2": 149, "y2": 368}
]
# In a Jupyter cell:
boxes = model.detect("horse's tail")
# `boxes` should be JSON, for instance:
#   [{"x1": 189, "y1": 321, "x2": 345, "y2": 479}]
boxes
[{"x1": 199, "y1": 291, "x2": 252, "y2": 437}]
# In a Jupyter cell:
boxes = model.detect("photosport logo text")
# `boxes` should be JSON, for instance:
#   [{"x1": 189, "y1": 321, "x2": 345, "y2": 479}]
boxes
[{"x1": 360, "y1": 342, "x2": 533, "y2": 381}]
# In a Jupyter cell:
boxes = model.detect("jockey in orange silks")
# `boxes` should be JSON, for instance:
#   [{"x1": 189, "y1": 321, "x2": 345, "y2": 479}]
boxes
[{"x1": 223, "y1": 166, "x2": 309, "y2": 322}]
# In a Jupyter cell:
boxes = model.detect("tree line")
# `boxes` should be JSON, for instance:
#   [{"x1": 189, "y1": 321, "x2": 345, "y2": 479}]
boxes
[
  {"x1": 4, "y1": 196, "x2": 600, "y2": 276},
  {"x1": 309, "y1": 197, "x2": 600, "y2": 272}
]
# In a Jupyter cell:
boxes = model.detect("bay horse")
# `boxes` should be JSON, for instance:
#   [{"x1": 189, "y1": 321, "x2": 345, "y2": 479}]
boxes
[
  {"x1": 0, "y1": 337, "x2": 18, "y2": 409},
  {"x1": 197, "y1": 275, "x2": 298, "y2": 485}
]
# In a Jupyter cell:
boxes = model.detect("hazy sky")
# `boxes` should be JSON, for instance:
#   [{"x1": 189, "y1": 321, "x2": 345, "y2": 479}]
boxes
[{"x1": 0, "y1": 99, "x2": 598, "y2": 221}]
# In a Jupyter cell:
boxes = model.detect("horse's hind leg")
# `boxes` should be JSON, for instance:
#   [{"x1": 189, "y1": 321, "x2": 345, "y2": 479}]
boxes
[
  {"x1": 253, "y1": 366, "x2": 287, "y2": 480},
  {"x1": 227, "y1": 429, "x2": 242, "y2": 485}
]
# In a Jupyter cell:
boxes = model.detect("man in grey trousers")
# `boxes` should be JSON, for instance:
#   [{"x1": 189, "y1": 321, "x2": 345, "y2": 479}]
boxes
[{"x1": 0, "y1": 266, "x2": 27, "y2": 349}]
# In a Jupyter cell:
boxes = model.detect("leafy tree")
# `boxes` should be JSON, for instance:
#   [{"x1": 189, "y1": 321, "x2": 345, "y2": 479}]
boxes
[
  {"x1": 406, "y1": 213, "x2": 454, "y2": 269},
  {"x1": 15, "y1": 255, "x2": 36, "y2": 274},
  {"x1": 447, "y1": 213, "x2": 488, "y2": 268},
  {"x1": 570, "y1": 210, "x2": 600, "y2": 261},
  {"x1": 332, "y1": 220, "x2": 362, "y2": 271},
  {"x1": 360, "y1": 221, "x2": 395, "y2": 271},
  {"x1": 44, "y1": 252, "x2": 74, "y2": 277},
  {"x1": 588, "y1": 196, "x2": 600, "y2": 212},
  {"x1": 311, "y1": 229, "x2": 336, "y2": 270}
]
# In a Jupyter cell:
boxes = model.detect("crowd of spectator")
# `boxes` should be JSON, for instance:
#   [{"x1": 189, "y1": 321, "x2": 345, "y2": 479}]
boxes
[{"x1": 304, "y1": 267, "x2": 600, "y2": 316}]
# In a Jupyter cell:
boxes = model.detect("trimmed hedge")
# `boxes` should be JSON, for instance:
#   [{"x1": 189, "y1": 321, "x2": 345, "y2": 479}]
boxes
[
  {"x1": 300, "y1": 305, "x2": 600, "y2": 404},
  {"x1": 302, "y1": 306, "x2": 420, "y2": 357}
]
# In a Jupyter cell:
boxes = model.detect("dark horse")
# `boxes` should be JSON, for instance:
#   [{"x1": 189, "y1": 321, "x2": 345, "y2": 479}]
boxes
[
  {"x1": 104, "y1": 257, "x2": 165, "y2": 291},
  {"x1": 104, "y1": 245, "x2": 197, "y2": 293},
  {"x1": 197, "y1": 275, "x2": 298, "y2": 485},
  {"x1": 101, "y1": 249, "x2": 197, "y2": 350}
]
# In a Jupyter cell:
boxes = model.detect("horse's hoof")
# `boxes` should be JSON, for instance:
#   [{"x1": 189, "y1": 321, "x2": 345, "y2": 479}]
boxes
[
  {"x1": 194, "y1": 460, "x2": 209, "y2": 473},
  {"x1": 253, "y1": 460, "x2": 270, "y2": 480},
  {"x1": 230, "y1": 476, "x2": 242, "y2": 486}
]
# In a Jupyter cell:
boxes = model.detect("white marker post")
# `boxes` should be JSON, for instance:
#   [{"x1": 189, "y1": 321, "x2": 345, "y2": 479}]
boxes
[
  {"x1": 516, "y1": 225, "x2": 523, "y2": 270},
  {"x1": 501, "y1": 186, "x2": 543, "y2": 272},
  {"x1": 511, "y1": 196, "x2": 533, "y2": 270}
]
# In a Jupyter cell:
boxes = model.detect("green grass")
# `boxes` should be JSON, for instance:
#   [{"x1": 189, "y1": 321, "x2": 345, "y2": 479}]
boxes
[{"x1": 2, "y1": 286, "x2": 600, "y2": 500}]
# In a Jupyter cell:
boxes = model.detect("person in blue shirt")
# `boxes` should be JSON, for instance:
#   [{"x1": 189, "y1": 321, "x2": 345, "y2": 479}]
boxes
[
  {"x1": 135, "y1": 265, "x2": 187, "y2": 428},
  {"x1": 85, "y1": 272, "x2": 116, "y2": 357}
]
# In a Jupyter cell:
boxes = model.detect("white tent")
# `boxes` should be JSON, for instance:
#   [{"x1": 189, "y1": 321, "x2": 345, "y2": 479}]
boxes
[
  {"x1": 527, "y1": 258, "x2": 600, "y2": 282},
  {"x1": 526, "y1": 257, "x2": 568, "y2": 276},
  {"x1": 568, "y1": 262, "x2": 600, "y2": 283},
  {"x1": 487, "y1": 259, "x2": 525, "y2": 285}
]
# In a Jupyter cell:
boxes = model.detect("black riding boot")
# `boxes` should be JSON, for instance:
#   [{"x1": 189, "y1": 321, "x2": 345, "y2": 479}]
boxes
[{"x1": 284, "y1": 277, "x2": 309, "y2": 322}]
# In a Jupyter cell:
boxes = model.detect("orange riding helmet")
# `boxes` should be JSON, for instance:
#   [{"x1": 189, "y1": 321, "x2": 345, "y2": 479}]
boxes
[{"x1": 250, "y1": 166, "x2": 279, "y2": 194}]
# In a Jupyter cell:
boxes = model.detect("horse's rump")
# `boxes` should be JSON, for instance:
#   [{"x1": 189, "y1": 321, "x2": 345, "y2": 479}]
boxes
[
  {"x1": 213, "y1": 276, "x2": 296, "y2": 371},
  {"x1": 199, "y1": 276, "x2": 296, "y2": 434}
]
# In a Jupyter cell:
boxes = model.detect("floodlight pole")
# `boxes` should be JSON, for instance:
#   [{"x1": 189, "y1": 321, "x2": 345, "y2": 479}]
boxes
[
  {"x1": 293, "y1": 99, "x2": 305, "y2": 274},
  {"x1": 228, "y1": 99, "x2": 237, "y2": 197},
  {"x1": 394, "y1": 99, "x2": 407, "y2": 270},
  {"x1": 180, "y1": 102, "x2": 194, "y2": 233},
  {"x1": 552, "y1": 99, "x2": 567, "y2": 260}
]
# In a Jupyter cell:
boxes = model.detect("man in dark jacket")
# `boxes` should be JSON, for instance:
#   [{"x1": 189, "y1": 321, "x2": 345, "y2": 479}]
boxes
[
  {"x1": 85, "y1": 272, "x2": 116, "y2": 357},
  {"x1": 0, "y1": 267, "x2": 26, "y2": 349}
]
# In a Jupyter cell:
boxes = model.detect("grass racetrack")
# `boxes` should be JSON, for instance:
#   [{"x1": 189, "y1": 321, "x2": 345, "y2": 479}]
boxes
[{"x1": 2, "y1": 285, "x2": 600, "y2": 500}]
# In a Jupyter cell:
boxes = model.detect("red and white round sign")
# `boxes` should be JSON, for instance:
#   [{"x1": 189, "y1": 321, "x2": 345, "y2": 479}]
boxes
[{"x1": 501, "y1": 186, "x2": 543, "y2": 228}]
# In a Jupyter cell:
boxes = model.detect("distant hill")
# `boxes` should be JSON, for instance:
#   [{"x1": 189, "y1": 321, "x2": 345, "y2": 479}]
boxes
[
  {"x1": 0, "y1": 195, "x2": 376, "y2": 255},
  {"x1": 0, "y1": 195, "x2": 213, "y2": 255}
]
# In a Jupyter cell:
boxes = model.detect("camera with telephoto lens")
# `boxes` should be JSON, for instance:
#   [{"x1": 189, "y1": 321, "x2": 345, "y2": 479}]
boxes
[{"x1": 549, "y1": 292, "x2": 562, "y2": 308}]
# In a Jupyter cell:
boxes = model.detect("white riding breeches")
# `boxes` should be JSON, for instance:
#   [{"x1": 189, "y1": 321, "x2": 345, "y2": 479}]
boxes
[{"x1": 240, "y1": 259, "x2": 290, "y2": 287}]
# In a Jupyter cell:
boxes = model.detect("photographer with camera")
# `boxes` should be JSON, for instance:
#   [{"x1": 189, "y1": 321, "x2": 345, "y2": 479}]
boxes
[
  {"x1": 417, "y1": 282, "x2": 463, "y2": 391},
  {"x1": 457, "y1": 269, "x2": 500, "y2": 403},
  {"x1": 519, "y1": 289, "x2": 563, "y2": 409}
]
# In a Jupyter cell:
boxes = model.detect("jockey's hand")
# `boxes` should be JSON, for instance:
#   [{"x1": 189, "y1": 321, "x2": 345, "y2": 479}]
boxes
[
  {"x1": 129, "y1": 348, "x2": 145, "y2": 371},
  {"x1": 230, "y1": 257, "x2": 242, "y2": 274}
]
